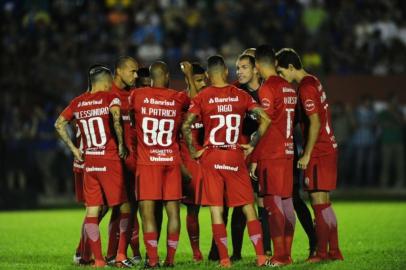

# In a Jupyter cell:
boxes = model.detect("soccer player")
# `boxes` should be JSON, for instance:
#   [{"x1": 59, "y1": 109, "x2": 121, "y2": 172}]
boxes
[
  {"x1": 234, "y1": 52, "x2": 272, "y2": 258},
  {"x1": 136, "y1": 67, "x2": 152, "y2": 87},
  {"x1": 179, "y1": 61, "x2": 207, "y2": 261},
  {"x1": 129, "y1": 61, "x2": 189, "y2": 268},
  {"x1": 182, "y1": 55, "x2": 271, "y2": 268},
  {"x1": 107, "y1": 56, "x2": 141, "y2": 266},
  {"x1": 275, "y1": 48, "x2": 343, "y2": 262},
  {"x1": 55, "y1": 65, "x2": 132, "y2": 268},
  {"x1": 252, "y1": 45, "x2": 297, "y2": 266}
]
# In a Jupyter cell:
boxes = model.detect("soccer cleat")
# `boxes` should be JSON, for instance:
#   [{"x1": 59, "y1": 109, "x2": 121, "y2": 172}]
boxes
[
  {"x1": 162, "y1": 261, "x2": 175, "y2": 268},
  {"x1": 193, "y1": 251, "x2": 203, "y2": 262},
  {"x1": 92, "y1": 259, "x2": 107, "y2": 268},
  {"x1": 143, "y1": 261, "x2": 160, "y2": 269},
  {"x1": 115, "y1": 258, "x2": 135, "y2": 268},
  {"x1": 256, "y1": 255, "x2": 268, "y2": 266},
  {"x1": 73, "y1": 253, "x2": 81, "y2": 265},
  {"x1": 328, "y1": 250, "x2": 344, "y2": 261},
  {"x1": 105, "y1": 256, "x2": 116, "y2": 266},
  {"x1": 130, "y1": 255, "x2": 142, "y2": 264},
  {"x1": 265, "y1": 256, "x2": 292, "y2": 267},
  {"x1": 218, "y1": 258, "x2": 232, "y2": 268},
  {"x1": 306, "y1": 253, "x2": 329, "y2": 263}
]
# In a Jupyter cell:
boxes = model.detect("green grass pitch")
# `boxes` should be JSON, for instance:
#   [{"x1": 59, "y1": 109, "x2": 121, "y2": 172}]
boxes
[{"x1": 0, "y1": 201, "x2": 405, "y2": 270}]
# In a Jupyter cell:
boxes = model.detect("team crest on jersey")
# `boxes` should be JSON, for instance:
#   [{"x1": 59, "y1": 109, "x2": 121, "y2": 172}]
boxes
[
  {"x1": 143, "y1": 98, "x2": 149, "y2": 103},
  {"x1": 209, "y1": 98, "x2": 214, "y2": 104},
  {"x1": 261, "y1": 98, "x2": 271, "y2": 109},
  {"x1": 304, "y1": 99, "x2": 315, "y2": 111}
]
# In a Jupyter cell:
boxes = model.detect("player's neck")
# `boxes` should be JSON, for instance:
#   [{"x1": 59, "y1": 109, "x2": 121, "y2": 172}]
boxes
[
  {"x1": 90, "y1": 88, "x2": 104, "y2": 94},
  {"x1": 113, "y1": 77, "x2": 126, "y2": 90},
  {"x1": 262, "y1": 68, "x2": 278, "y2": 81},
  {"x1": 247, "y1": 77, "x2": 260, "y2": 91},
  {"x1": 297, "y1": 69, "x2": 309, "y2": 83}
]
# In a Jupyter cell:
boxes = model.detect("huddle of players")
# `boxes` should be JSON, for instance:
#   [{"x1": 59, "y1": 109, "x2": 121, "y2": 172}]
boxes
[{"x1": 55, "y1": 44, "x2": 343, "y2": 268}]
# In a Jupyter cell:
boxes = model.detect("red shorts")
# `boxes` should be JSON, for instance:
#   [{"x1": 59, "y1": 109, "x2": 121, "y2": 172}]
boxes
[
  {"x1": 304, "y1": 153, "x2": 338, "y2": 191},
  {"x1": 84, "y1": 158, "x2": 127, "y2": 207},
  {"x1": 258, "y1": 158, "x2": 293, "y2": 198},
  {"x1": 182, "y1": 158, "x2": 203, "y2": 205},
  {"x1": 198, "y1": 148, "x2": 254, "y2": 207},
  {"x1": 74, "y1": 171, "x2": 85, "y2": 203},
  {"x1": 135, "y1": 164, "x2": 182, "y2": 201},
  {"x1": 124, "y1": 151, "x2": 137, "y2": 172}
]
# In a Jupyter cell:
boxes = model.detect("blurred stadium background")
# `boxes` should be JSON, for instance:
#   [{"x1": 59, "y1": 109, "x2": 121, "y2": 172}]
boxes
[{"x1": 0, "y1": 0, "x2": 405, "y2": 209}]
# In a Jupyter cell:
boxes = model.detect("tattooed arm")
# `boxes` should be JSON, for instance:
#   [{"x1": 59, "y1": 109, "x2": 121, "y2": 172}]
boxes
[
  {"x1": 182, "y1": 112, "x2": 205, "y2": 159},
  {"x1": 110, "y1": 106, "x2": 128, "y2": 159},
  {"x1": 54, "y1": 115, "x2": 83, "y2": 161}
]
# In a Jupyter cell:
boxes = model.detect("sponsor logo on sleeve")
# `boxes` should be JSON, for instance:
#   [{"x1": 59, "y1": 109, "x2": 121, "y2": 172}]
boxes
[
  {"x1": 261, "y1": 98, "x2": 271, "y2": 109},
  {"x1": 304, "y1": 99, "x2": 315, "y2": 111},
  {"x1": 110, "y1": 98, "x2": 121, "y2": 107}
]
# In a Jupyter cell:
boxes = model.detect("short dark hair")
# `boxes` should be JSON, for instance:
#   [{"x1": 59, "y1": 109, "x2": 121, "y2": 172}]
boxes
[
  {"x1": 255, "y1": 44, "x2": 275, "y2": 64},
  {"x1": 207, "y1": 55, "x2": 226, "y2": 70},
  {"x1": 115, "y1": 56, "x2": 136, "y2": 70},
  {"x1": 88, "y1": 64, "x2": 112, "y2": 89},
  {"x1": 192, "y1": 62, "x2": 205, "y2": 75},
  {"x1": 137, "y1": 67, "x2": 150, "y2": 78},
  {"x1": 276, "y1": 48, "x2": 302, "y2": 69},
  {"x1": 237, "y1": 54, "x2": 255, "y2": 67}
]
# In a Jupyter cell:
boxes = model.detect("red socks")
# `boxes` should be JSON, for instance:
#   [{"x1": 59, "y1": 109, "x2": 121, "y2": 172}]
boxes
[
  {"x1": 264, "y1": 195, "x2": 286, "y2": 259},
  {"x1": 247, "y1": 220, "x2": 265, "y2": 256},
  {"x1": 116, "y1": 213, "x2": 131, "y2": 261},
  {"x1": 312, "y1": 203, "x2": 330, "y2": 257},
  {"x1": 130, "y1": 213, "x2": 141, "y2": 257},
  {"x1": 166, "y1": 233, "x2": 180, "y2": 264},
  {"x1": 282, "y1": 198, "x2": 296, "y2": 257},
  {"x1": 84, "y1": 217, "x2": 103, "y2": 262},
  {"x1": 186, "y1": 214, "x2": 202, "y2": 258},
  {"x1": 144, "y1": 232, "x2": 159, "y2": 266},
  {"x1": 106, "y1": 209, "x2": 120, "y2": 258},
  {"x1": 212, "y1": 224, "x2": 229, "y2": 261}
]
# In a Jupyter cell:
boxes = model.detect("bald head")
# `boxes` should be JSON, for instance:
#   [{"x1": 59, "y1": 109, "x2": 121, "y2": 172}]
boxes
[{"x1": 149, "y1": 61, "x2": 169, "y2": 87}]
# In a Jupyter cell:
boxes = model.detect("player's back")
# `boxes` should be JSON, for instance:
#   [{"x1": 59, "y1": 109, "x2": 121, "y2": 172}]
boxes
[
  {"x1": 70, "y1": 91, "x2": 121, "y2": 160},
  {"x1": 190, "y1": 85, "x2": 257, "y2": 149},
  {"x1": 130, "y1": 87, "x2": 189, "y2": 165},
  {"x1": 299, "y1": 75, "x2": 337, "y2": 156},
  {"x1": 257, "y1": 75, "x2": 297, "y2": 159}
]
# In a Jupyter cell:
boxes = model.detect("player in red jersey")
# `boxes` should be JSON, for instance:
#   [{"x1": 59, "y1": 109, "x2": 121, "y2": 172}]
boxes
[
  {"x1": 252, "y1": 45, "x2": 298, "y2": 266},
  {"x1": 179, "y1": 61, "x2": 207, "y2": 262},
  {"x1": 102, "y1": 56, "x2": 141, "y2": 266},
  {"x1": 129, "y1": 61, "x2": 189, "y2": 268},
  {"x1": 182, "y1": 55, "x2": 271, "y2": 268},
  {"x1": 276, "y1": 48, "x2": 343, "y2": 262},
  {"x1": 55, "y1": 65, "x2": 132, "y2": 268}
]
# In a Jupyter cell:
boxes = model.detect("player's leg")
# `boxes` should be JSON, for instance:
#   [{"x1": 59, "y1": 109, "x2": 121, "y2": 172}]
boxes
[
  {"x1": 84, "y1": 205, "x2": 106, "y2": 267},
  {"x1": 257, "y1": 196, "x2": 272, "y2": 255},
  {"x1": 129, "y1": 201, "x2": 142, "y2": 263},
  {"x1": 163, "y1": 200, "x2": 181, "y2": 266},
  {"x1": 186, "y1": 203, "x2": 203, "y2": 261},
  {"x1": 155, "y1": 200, "x2": 164, "y2": 241},
  {"x1": 208, "y1": 206, "x2": 229, "y2": 261},
  {"x1": 139, "y1": 200, "x2": 159, "y2": 267},
  {"x1": 106, "y1": 206, "x2": 120, "y2": 262},
  {"x1": 281, "y1": 197, "x2": 295, "y2": 262},
  {"x1": 230, "y1": 206, "x2": 246, "y2": 261},
  {"x1": 114, "y1": 202, "x2": 132, "y2": 266},
  {"x1": 292, "y1": 181, "x2": 316, "y2": 257},
  {"x1": 210, "y1": 206, "x2": 231, "y2": 267}
]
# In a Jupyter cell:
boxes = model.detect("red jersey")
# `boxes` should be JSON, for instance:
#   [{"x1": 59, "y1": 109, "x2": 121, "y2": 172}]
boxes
[
  {"x1": 188, "y1": 85, "x2": 258, "y2": 149},
  {"x1": 253, "y1": 76, "x2": 297, "y2": 160},
  {"x1": 129, "y1": 87, "x2": 190, "y2": 165},
  {"x1": 72, "y1": 121, "x2": 85, "y2": 172},
  {"x1": 111, "y1": 83, "x2": 137, "y2": 155},
  {"x1": 299, "y1": 75, "x2": 337, "y2": 157},
  {"x1": 61, "y1": 91, "x2": 121, "y2": 160}
]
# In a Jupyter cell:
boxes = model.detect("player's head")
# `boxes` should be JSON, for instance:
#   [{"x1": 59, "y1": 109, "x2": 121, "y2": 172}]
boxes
[
  {"x1": 190, "y1": 63, "x2": 207, "y2": 92},
  {"x1": 207, "y1": 55, "x2": 228, "y2": 82},
  {"x1": 236, "y1": 54, "x2": 257, "y2": 85},
  {"x1": 136, "y1": 67, "x2": 151, "y2": 87},
  {"x1": 242, "y1": 48, "x2": 256, "y2": 57},
  {"x1": 88, "y1": 64, "x2": 113, "y2": 92},
  {"x1": 255, "y1": 44, "x2": 276, "y2": 78},
  {"x1": 149, "y1": 61, "x2": 169, "y2": 87},
  {"x1": 275, "y1": 48, "x2": 302, "y2": 83},
  {"x1": 114, "y1": 56, "x2": 138, "y2": 88}
]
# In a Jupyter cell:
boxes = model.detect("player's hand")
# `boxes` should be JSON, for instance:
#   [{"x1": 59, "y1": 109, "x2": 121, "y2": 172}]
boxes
[
  {"x1": 249, "y1": 162, "x2": 258, "y2": 181},
  {"x1": 240, "y1": 144, "x2": 254, "y2": 158},
  {"x1": 180, "y1": 61, "x2": 193, "y2": 75},
  {"x1": 297, "y1": 154, "x2": 310, "y2": 170},
  {"x1": 192, "y1": 147, "x2": 206, "y2": 160},
  {"x1": 118, "y1": 144, "x2": 129, "y2": 159},
  {"x1": 72, "y1": 147, "x2": 83, "y2": 162}
]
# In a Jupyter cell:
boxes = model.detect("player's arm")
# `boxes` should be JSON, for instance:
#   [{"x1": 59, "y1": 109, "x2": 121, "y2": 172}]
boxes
[
  {"x1": 181, "y1": 112, "x2": 205, "y2": 159},
  {"x1": 298, "y1": 113, "x2": 320, "y2": 169},
  {"x1": 110, "y1": 106, "x2": 128, "y2": 159},
  {"x1": 54, "y1": 115, "x2": 83, "y2": 162},
  {"x1": 180, "y1": 61, "x2": 198, "y2": 98},
  {"x1": 241, "y1": 107, "x2": 271, "y2": 156}
]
